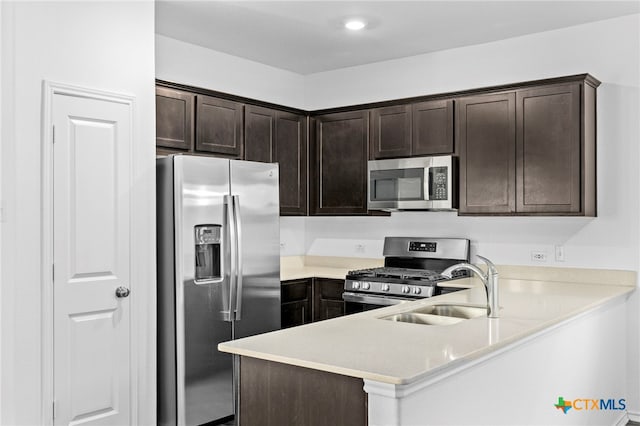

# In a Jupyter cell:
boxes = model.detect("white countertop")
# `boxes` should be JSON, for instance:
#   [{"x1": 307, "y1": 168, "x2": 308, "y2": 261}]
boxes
[
  {"x1": 219, "y1": 276, "x2": 634, "y2": 385},
  {"x1": 280, "y1": 255, "x2": 384, "y2": 281}
]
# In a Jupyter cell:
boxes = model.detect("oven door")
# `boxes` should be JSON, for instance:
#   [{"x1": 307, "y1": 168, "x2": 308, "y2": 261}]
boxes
[{"x1": 343, "y1": 292, "x2": 414, "y2": 314}]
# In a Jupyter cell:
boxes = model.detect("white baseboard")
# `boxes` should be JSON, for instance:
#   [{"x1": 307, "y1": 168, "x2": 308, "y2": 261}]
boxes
[{"x1": 628, "y1": 409, "x2": 640, "y2": 423}]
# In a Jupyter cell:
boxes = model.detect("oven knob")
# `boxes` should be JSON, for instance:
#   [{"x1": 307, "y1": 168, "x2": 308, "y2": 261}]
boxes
[
  {"x1": 401, "y1": 286, "x2": 410, "y2": 294},
  {"x1": 353, "y1": 282, "x2": 360, "y2": 290},
  {"x1": 413, "y1": 287, "x2": 422, "y2": 295},
  {"x1": 382, "y1": 284, "x2": 390, "y2": 292},
  {"x1": 362, "y1": 282, "x2": 371, "y2": 290}
]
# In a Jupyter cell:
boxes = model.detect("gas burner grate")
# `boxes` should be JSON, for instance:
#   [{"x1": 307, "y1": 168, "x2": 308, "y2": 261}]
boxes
[{"x1": 348, "y1": 267, "x2": 447, "y2": 282}]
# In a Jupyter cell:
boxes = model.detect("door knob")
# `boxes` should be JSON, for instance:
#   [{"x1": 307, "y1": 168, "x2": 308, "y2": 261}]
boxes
[{"x1": 115, "y1": 286, "x2": 130, "y2": 298}]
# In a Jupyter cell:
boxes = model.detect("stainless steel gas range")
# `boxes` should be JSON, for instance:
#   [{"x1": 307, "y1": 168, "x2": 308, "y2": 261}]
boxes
[{"x1": 343, "y1": 237, "x2": 470, "y2": 313}]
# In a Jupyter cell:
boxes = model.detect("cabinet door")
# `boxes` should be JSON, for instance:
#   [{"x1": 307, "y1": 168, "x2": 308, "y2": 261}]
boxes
[
  {"x1": 196, "y1": 95, "x2": 244, "y2": 157},
  {"x1": 370, "y1": 105, "x2": 412, "y2": 159},
  {"x1": 516, "y1": 84, "x2": 581, "y2": 213},
  {"x1": 311, "y1": 111, "x2": 369, "y2": 215},
  {"x1": 313, "y1": 278, "x2": 345, "y2": 322},
  {"x1": 412, "y1": 99, "x2": 454, "y2": 155},
  {"x1": 155, "y1": 87, "x2": 194, "y2": 150},
  {"x1": 244, "y1": 105, "x2": 276, "y2": 163},
  {"x1": 458, "y1": 93, "x2": 516, "y2": 214},
  {"x1": 276, "y1": 112, "x2": 308, "y2": 216},
  {"x1": 281, "y1": 279, "x2": 312, "y2": 328}
]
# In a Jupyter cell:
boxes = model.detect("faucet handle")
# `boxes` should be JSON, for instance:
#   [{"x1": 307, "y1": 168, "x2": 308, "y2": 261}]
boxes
[{"x1": 476, "y1": 255, "x2": 498, "y2": 275}]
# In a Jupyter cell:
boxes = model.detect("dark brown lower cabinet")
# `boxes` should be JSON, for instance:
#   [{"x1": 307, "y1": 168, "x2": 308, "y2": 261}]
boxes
[
  {"x1": 313, "y1": 278, "x2": 346, "y2": 321},
  {"x1": 239, "y1": 356, "x2": 367, "y2": 426},
  {"x1": 281, "y1": 278, "x2": 346, "y2": 327},
  {"x1": 281, "y1": 279, "x2": 312, "y2": 329}
]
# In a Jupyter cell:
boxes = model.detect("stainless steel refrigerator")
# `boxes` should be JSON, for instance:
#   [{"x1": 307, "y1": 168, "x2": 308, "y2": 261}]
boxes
[{"x1": 157, "y1": 155, "x2": 281, "y2": 426}]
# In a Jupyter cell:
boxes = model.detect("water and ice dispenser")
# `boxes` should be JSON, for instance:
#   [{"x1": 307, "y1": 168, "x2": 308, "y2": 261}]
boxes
[{"x1": 194, "y1": 225, "x2": 222, "y2": 283}]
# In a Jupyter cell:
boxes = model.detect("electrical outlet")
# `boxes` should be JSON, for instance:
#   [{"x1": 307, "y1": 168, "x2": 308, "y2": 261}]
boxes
[
  {"x1": 355, "y1": 244, "x2": 365, "y2": 253},
  {"x1": 531, "y1": 251, "x2": 547, "y2": 262},
  {"x1": 555, "y1": 245, "x2": 565, "y2": 262},
  {"x1": 279, "y1": 242, "x2": 286, "y2": 250}
]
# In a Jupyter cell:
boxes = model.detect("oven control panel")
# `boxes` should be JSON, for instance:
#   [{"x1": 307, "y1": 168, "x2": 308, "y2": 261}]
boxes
[
  {"x1": 344, "y1": 279, "x2": 436, "y2": 298},
  {"x1": 409, "y1": 241, "x2": 437, "y2": 252}
]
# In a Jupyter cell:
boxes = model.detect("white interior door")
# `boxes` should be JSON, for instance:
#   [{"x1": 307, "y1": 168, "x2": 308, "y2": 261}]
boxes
[{"x1": 52, "y1": 91, "x2": 132, "y2": 425}]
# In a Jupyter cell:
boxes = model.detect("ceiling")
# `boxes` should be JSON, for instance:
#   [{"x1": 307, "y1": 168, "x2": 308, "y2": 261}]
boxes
[{"x1": 156, "y1": 1, "x2": 640, "y2": 75}]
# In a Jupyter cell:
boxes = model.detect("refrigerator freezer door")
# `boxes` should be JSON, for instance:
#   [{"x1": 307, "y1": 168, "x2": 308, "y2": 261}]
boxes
[
  {"x1": 174, "y1": 156, "x2": 234, "y2": 426},
  {"x1": 230, "y1": 160, "x2": 281, "y2": 339}
]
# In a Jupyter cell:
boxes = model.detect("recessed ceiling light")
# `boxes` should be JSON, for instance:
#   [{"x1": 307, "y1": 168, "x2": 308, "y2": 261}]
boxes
[{"x1": 345, "y1": 19, "x2": 366, "y2": 31}]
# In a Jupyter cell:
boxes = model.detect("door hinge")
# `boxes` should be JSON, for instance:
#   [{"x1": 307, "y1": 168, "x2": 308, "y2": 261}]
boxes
[
  {"x1": 52, "y1": 400, "x2": 56, "y2": 419},
  {"x1": 52, "y1": 264, "x2": 55, "y2": 281},
  {"x1": 52, "y1": 125, "x2": 56, "y2": 144}
]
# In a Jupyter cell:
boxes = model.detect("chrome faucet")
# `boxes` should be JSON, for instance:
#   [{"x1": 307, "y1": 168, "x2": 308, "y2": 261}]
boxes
[{"x1": 441, "y1": 255, "x2": 499, "y2": 318}]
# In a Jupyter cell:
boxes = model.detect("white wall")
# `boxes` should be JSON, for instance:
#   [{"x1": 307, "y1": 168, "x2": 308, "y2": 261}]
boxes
[
  {"x1": 305, "y1": 14, "x2": 640, "y2": 110},
  {"x1": 156, "y1": 11, "x2": 640, "y2": 419},
  {"x1": 0, "y1": 2, "x2": 156, "y2": 424},
  {"x1": 156, "y1": 34, "x2": 306, "y2": 109},
  {"x1": 294, "y1": 14, "x2": 640, "y2": 420},
  {"x1": 156, "y1": 14, "x2": 640, "y2": 270},
  {"x1": 296, "y1": 14, "x2": 640, "y2": 272},
  {"x1": 366, "y1": 297, "x2": 629, "y2": 426}
]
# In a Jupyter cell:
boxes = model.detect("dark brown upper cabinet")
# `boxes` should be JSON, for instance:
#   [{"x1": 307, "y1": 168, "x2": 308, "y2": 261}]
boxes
[
  {"x1": 155, "y1": 87, "x2": 194, "y2": 150},
  {"x1": 311, "y1": 111, "x2": 369, "y2": 215},
  {"x1": 370, "y1": 100, "x2": 454, "y2": 160},
  {"x1": 196, "y1": 95, "x2": 244, "y2": 157},
  {"x1": 458, "y1": 92, "x2": 516, "y2": 214},
  {"x1": 516, "y1": 83, "x2": 589, "y2": 214},
  {"x1": 458, "y1": 76, "x2": 598, "y2": 216},
  {"x1": 412, "y1": 99, "x2": 454, "y2": 156},
  {"x1": 370, "y1": 105, "x2": 412, "y2": 159},
  {"x1": 244, "y1": 105, "x2": 276, "y2": 163},
  {"x1": 276, "y1": 112, "x2": 308, "y2": 216},
  {"x1": 243, "y1": 105, "x2": 308, "y2": 215}
]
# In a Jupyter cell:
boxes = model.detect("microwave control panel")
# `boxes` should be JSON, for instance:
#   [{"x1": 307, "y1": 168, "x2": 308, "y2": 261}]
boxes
[{"x1": 430, "y1": 167, "x2": 448, "y2": 200}]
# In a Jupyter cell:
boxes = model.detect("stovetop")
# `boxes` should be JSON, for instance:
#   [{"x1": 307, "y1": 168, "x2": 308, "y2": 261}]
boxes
[
  {"x1": 347, "y1": 266, "x2": 445, "y2": 282},
  {"x1": 343, "y1": 237, "x2": 471, "y2": 299}
]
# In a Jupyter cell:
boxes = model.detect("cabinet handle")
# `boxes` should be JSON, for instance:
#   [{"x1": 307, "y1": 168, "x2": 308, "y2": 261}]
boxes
[{"x1": 302, "y1": 306, "x2": 305, "y2": 324}]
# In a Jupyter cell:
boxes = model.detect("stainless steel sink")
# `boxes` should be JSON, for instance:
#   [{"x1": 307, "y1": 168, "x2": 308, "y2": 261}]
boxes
[
  {"x1": 379, "y1": 304, "x2": 487, "y2": 325},
  {"x1": 411, "y1": 304, "x2": 487, "y2": 319},
  {"x1": 381, "y1": 313, "x2": 465, "y2": 326}
]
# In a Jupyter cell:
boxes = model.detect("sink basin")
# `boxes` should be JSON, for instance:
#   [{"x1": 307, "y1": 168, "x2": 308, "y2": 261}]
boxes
[
  {"x1": 411, "y1": 304, "x2": 487, "y2": 319},
  {"x1": 381, "y1": 313, "x2": 465, "y2": 326},
  {"x1": 379, "y1": 304, "x2": 488, "y2": 325}
]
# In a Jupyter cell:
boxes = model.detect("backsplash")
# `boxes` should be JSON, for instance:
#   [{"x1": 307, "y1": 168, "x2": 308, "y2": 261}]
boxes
[{"x1": 280, "y1": 213, "x2": 639, "y2": 270}]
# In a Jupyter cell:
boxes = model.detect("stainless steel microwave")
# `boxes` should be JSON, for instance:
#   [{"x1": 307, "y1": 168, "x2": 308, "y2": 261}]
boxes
[{"x1": 367, "y1": 156, "x2": 458, "y2": 211}]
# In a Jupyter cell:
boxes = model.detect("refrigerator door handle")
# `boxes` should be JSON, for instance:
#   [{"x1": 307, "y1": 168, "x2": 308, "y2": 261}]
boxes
[
  {"x1": 225, "y1": 194, "x2": 237, "y2": 323},
  {"x1": 232, "y1": 195, "x2": 243, "y2": 321}
]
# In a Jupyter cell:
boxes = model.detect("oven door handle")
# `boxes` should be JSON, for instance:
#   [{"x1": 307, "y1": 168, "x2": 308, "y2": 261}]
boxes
[{"x1": 342, "y1": 292, "x2": 412, "y2": 306}]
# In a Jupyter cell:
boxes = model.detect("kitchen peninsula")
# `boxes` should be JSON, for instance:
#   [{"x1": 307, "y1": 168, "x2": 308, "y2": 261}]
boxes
[{"x1": 219, "y1": 268, "x2": 635, "y2": 426}]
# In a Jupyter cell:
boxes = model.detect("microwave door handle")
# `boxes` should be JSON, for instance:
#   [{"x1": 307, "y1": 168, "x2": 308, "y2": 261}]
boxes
[
  {"x1": 232, "y1": 195, "x2": 243, "y2": 321},
  {"x1": 424, "y1": 167, "x2": 431, "y2": 201}
]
